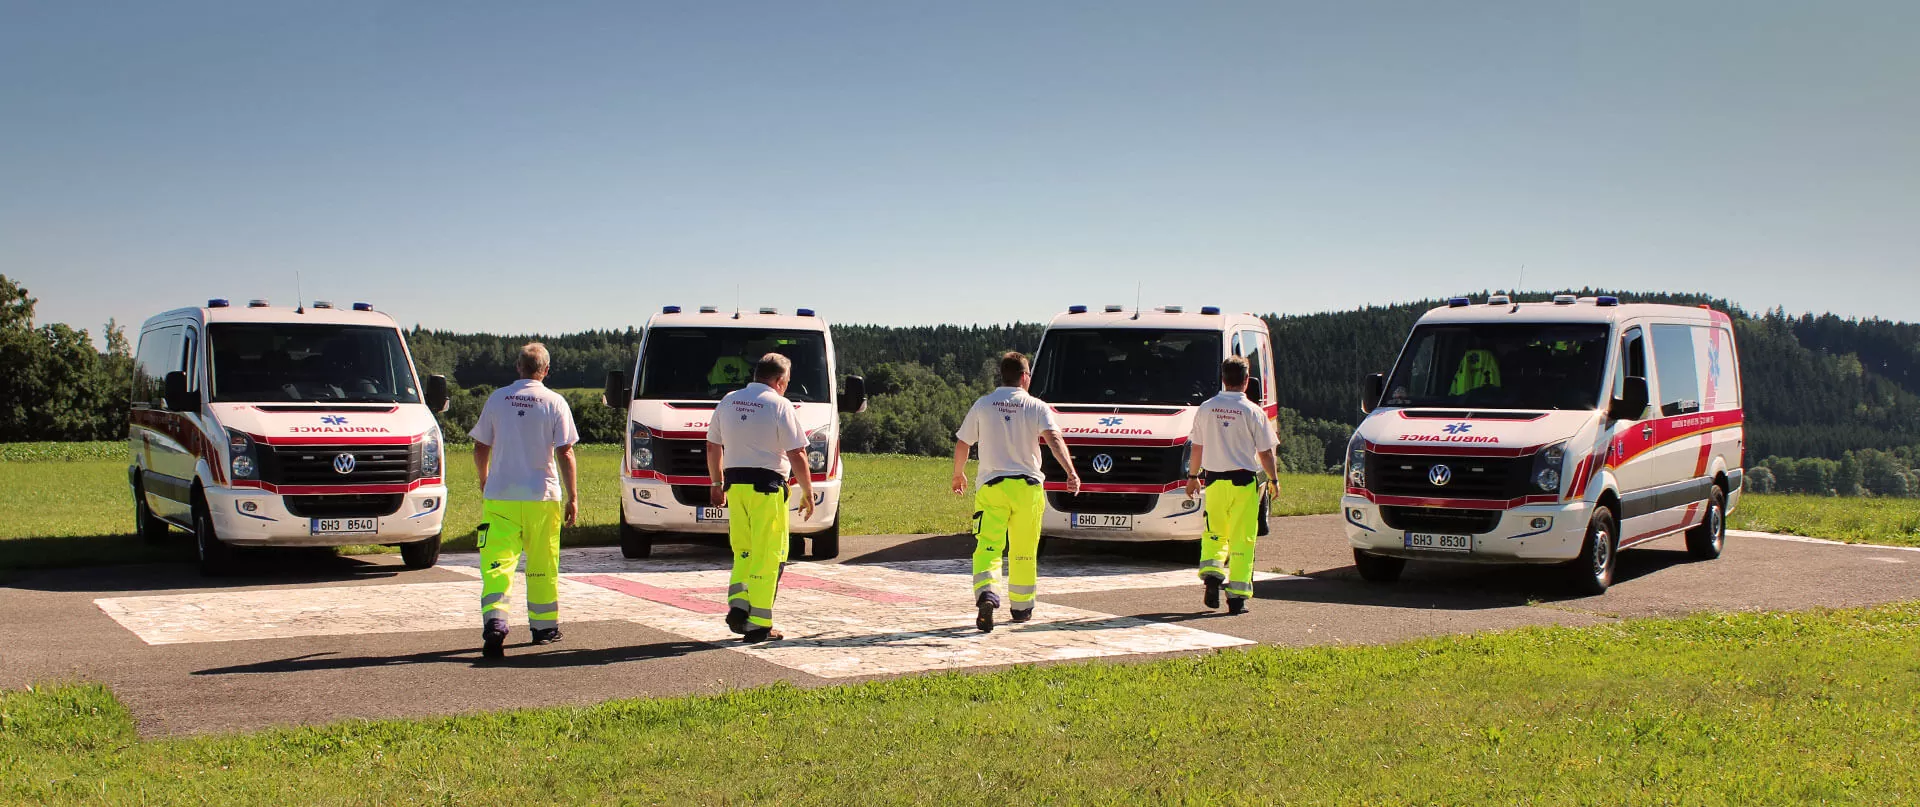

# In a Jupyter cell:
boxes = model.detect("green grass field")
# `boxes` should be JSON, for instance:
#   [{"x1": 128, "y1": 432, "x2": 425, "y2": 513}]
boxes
[
  {"x1": 5, "y1": 603, "x2": 1917, "y2": 805},
  {"x1": 1730, "y1": 493, "x2": 1920, "y2": 547}
]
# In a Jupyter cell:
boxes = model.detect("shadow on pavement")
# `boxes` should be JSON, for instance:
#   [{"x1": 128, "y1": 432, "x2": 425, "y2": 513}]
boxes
[
  {"x1": 841, "y1": 533, "x2": 974, "y2": 564},
  {"x1": 192, "y1": 639, "x2": 714, "y2": 675},
  {"x1": 1294, "y1": 544, "x2": 1702, "y2": 606},
  {"x1": 3, "y1": 548, "x2": 427, "y2": 594}
]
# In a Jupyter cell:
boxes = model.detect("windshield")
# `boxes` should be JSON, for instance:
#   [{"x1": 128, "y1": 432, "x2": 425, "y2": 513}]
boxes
[
  {"x1": 1031, "y1": 328, "x2": 1223, "y2": 406},
  {"x1": 1382, "y1": 323, "x2": 1610, "y2": 411},
  {"x1": 636, "y1": 327, "x2": 832, "y2": 404},
  {"x1": 208, "y1": 324, "x2": 421, "y2": 404}
]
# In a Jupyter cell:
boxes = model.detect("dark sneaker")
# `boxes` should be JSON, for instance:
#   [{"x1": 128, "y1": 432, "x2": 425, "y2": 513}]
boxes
[
  {"x1": 530, "y1": 627, "x2": 562, "y2": 645},
  {"x1": 1009, "y1": 608, "x2": 1033, "y2": 624},
  {"x1": 1226, "y1": 597, "x2": 1249, "y2": 616},
  {"x1": 1204, "y1": 578, "x2": 1222, "y2": 609},
  {"x1": 742, "y1": 627, "x2": 784, "y2": 644},
  {"x1": 481, "y1": 620, "x2": 509, "y2": 659},
  {"x1": 725, "y1": 607, "x2": 749, "y2": 635},
  {"x1": 976, "y1": 591, "x2": 999, "y2": 633}
]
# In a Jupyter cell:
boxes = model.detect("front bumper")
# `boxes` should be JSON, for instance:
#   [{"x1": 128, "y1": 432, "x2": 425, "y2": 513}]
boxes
[
  {"x1": 1041, "y1": 490, "x2": 1207, "y2": 541},
  {"x1": 206, "y1": 484, "x2": 448, "y2": 547},
  {"x1": 1341, "y1": 495, "x2": 1590, "y2": 564},
  {"x1": 620, "y1": 476, "x2": 841, "y2": 535}
]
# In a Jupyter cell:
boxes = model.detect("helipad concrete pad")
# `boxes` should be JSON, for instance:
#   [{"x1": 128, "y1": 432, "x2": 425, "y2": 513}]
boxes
[{"x1": 95, "y1": 548, "x2": 1292, "y2": 678}]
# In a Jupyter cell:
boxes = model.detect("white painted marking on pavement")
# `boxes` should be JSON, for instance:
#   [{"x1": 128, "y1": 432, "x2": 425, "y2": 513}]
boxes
[
  {"x1": 94, "y1": 548, "x2": 1299, "y2": 678},
  {"x1": 1729, "y1": 529, "x2": 1920, "y2": 553}
]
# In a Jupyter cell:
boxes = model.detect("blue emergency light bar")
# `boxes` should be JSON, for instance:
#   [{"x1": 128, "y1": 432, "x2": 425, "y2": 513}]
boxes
[
  {"x1": 662, "y1": 305, "x2": 682, "y2": 314},
  {"x1": 1201, "y1": 306, "x2": 1220, "y2": 315},
  {"x1": 797, "y1": 308, "x2": 816, "y2": 317},
  {"x1": 352, "y1": 302, "x2": 374, "y2": 311},
  {"x1": 1448, "y1": 297, "x2": 1471, "y2": 307},
  {"x1": 1597, "y1": 296, "x2": 1620, "y2": 307},
  {"x1": 1068, "y1": 305, "x2": 1088, "y2": 314},
  {"x1": 207, "y1": 298, "x2": 229, "y2": 308}
]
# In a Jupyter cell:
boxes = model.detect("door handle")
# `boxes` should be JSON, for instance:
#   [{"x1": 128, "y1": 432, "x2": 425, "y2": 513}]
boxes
[{"x1": 1641, "y1": 425, "x2": 1655, "y2": 441}]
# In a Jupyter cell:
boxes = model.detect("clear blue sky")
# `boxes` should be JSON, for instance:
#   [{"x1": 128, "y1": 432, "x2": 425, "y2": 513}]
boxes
[{"x1": 3, "y1": 1, "x2": 1915, "y2": 340}]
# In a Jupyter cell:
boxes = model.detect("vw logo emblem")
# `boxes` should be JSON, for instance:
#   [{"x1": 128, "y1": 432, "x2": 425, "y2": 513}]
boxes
[
  {"x1": 332, "y1": 453, "x2": 357, "y2": 475},
  {"x1": 1091, "y1": 454, "x2": 1115, "y2": 474},
  {"x1": 1428, "y1": 463, "x2": 1452, "y2": 486}
]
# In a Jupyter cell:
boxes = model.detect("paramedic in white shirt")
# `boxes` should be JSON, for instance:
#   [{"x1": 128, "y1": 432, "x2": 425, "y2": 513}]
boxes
[
  {"x1": 1184, "y1": 355, "x2": 1280, "y2": 615},
  {"x1": 706, "y1": 353, "x2": 816, "y2": 644},
  {"x1": 470, "y1": 342, "x2": 581, "y2": 658},
  {"x1": 951, "y1": 351, "x2": 1080, "y2": 632}
]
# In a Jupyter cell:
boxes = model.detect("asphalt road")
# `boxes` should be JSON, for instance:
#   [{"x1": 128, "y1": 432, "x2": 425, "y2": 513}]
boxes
[{"x1": 5, "y1": 515, "x2": 1917, "y2": 737}]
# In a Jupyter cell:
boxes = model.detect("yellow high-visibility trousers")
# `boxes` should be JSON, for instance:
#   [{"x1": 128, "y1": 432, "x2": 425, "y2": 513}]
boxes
[
  {"x1": 727, "y1": 485, "x2": 790, "y2": 629},
  {"x1": 973, "y1": 479, "x2": 1044, "y2": 610},
  {"x1": 1198, "y1": 480, "x2": 1259, "y2": 599},
  {"x1": 478, "y1": 499, "x2": 564, "y2": 630}
]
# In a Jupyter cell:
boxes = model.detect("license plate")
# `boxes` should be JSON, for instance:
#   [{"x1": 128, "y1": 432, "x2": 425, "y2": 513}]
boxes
[
  {"x1": 1070, "y1": 513, "x2": 1133, "y2": 531},
  {"x1": 695, "y1": 507, "x2": 728, "y2": 522},
  {"x1": 311, "y1": 517, "x2": 378, "y2": 535},
  {"x1": 1405, "y1": 532, "x2": 1472, "y2": 552}
]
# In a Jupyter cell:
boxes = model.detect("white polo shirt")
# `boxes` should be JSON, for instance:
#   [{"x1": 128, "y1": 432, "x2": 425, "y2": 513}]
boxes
[
  {"x1": 469, "y1": 379, "x2": 580, "y2": 502},
  {"x1": 708, "y1": 382, "x2": 809, "y2": 477},
  {"x1": 1190, "y1": 391, "x2": 1277, "y2": 474},
  {"x1": 956, "y1": 387, "x2": 1061, "y2": 484}
]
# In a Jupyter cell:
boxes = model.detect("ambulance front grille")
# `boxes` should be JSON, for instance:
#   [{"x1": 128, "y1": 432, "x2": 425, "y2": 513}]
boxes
[
  {"x1": 260, "y1": 443, "x2": 419, "y2": 486},
  {"x1": 1368, "y1": 454, "x2": 1526, "y2": 501},
  {"x1": 653, "y1": 439, "x2": 712, "y2": 478},
  {"x1": 1041, "y1": 446, "x2": 1182, "y2": 486},
  {"x1": 1049, "y1": 492, "x2": 1157, "y2": 515},
  {"x1": 1380, "y1": 506, "x2": 1503, "y2": 535}
]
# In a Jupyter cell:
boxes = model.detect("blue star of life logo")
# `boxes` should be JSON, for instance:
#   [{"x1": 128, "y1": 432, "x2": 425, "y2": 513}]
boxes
[
  {"x1": 321, "y1": 415, "x2": 347, "y2": 425},
  {"x1": 1443, "y1": 422, "x2": 1472, "y2": 435},
  {"x1": 1098, "y1": 416, "x2": 1124, "y2": 426}
]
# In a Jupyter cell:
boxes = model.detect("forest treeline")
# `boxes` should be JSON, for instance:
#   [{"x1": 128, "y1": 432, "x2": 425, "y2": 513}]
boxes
[{"x1": 6, "y1": 273, "x2": 1919, "y2": 485}]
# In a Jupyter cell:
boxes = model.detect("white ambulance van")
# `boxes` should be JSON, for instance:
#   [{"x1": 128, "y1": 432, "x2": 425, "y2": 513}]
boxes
[
  {"x1": 603, "y1": 306, "x2": 866, "y2": 560},
  {"x1": 1030, "y1": 305, "x2": 1278, "y2": 541},
  {"x1": 128, "y1": 299, "x2": 452, "y2": 575},
  {"x1": 1343, "y1": 295, "x2": 1743, "y2": 593}
]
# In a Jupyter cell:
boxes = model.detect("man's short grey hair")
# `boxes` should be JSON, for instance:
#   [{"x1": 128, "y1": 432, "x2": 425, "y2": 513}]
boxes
[
  {"x1": 753, "y1": 352, "x2": 792, "y2": 383},
  {"x1": 517, "y1": 342, "x2": 551, "y2": 378}
]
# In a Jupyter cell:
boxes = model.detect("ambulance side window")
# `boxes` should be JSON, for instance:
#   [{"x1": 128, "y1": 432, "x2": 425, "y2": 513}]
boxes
[
  {"x1": 1698, "y1": 324, "x2": 1740, "y2": 411},
  {"x1": 180, "y1": 327, "x2": 199, "y2": 391},
  {"x1": 1651, "y1": 324, "x2": 1701, "y2": 416},
  {"x1": 1615, "y1": 327, "x2": 1647, "y2": 403},
  {"x1": 1243, "y1": 334, "x2": 1267, "y2": 391},
  {"x1": 133, "y1": 326, "x2": 183, "y2": 408}
]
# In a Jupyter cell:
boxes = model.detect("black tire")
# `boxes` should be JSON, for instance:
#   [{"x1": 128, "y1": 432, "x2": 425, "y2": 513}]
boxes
[
  {"x1": 1256, "y1": 492, "x2": 1272, "y2": 537},
  {"x1": 789, "y1": 534, "x2": 808, "y2": 561},
  {"x1": 133, "y1": 481, "x2": 171, "y2": 544},
  {"x1": 1685, "y1": 486, "x2": 1727, "y2": 560},
  {"x1": 1353, "y1": 548, "x2": 1405, "y2": 583},
  {"x1": 400, "y1": 533, "x2": 442, "y2": 569},
  {"x1": 1567, "y1": 505, "x2": 1618, "y2": 595},
  {"x1": 810, "y1": 518, "x2": 841, "y2": 560},
  {"x1": 193, "y1": 496, "x2": 236, "y2": 576},
  {"x1": 619, "y1": 519, "x2": 653, "y2": 559}
]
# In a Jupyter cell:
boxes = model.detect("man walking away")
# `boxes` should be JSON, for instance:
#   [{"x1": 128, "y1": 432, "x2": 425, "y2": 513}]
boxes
[
  {"x1": 1185, "y1": 356, "x2": 1280, "y2": 615},
  {"x1": 952, "y1": 352, "x2": 1080, "y2": 633},
  {"x1": 471, "y1": 343, "x2": 580, "y2": 659},
  {"x1": 707, "y1": 353, "x2": 816, "y2": 644}
]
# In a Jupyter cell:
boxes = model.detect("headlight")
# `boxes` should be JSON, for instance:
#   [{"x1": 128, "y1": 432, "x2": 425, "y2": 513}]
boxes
[
  {"x1": 630, "y1": 422, "x2": 654, "y2": 471},
  {"x1": 420, "y1": 428, "x2": 442, "y2": 478},
  {"x1": 1346, "y1": 432, "x2": 1367, "y2": 489},
  {"x1": 806, "y1": 425, "x2": 831, "y2": 473},
  {"x1": 1180, "y1": 442, "x2": 1193, "y2": 477},
  {"x1": 1532, "y1": 442, "x2": 1568, "y2": 494},
  {"x1": 228, "y1": 432, "x2": 257, "y2": 479}
]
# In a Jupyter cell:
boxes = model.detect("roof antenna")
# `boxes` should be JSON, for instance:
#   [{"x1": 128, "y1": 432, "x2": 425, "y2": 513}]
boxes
[
  {"x1": 734, "y1": 284, "x2": 741, "y2": 320},
  {"x1": 1132, "y1": 281, "x2": 1142, "y2": 320},
  {"x1": 1511, "y1": 264, "x2": 1525, "y2": 312},
  {"x1": 295, "y1": 271, "x2": 304, "y2": 314}
]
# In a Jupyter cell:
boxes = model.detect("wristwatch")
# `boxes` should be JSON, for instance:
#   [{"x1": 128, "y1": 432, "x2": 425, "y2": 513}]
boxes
[{"x1": 1187, "y1": 474, "x2": 1204, "y2": 480}]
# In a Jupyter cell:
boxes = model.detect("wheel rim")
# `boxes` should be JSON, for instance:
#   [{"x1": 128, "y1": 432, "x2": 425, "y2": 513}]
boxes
[
  {"x1": 1592, "y1": 525, "x2": 1612, "y2": 581},
  {"x1": 1710, "y1": 502, "x2": 1725, "y2": 551},
  {"x1": 195, "y1": 512, "x2": 209, "y2": 560}
]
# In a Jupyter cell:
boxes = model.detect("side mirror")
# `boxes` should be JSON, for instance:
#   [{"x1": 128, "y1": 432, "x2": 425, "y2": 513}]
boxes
[
  {"x1": 1246, "y1": 376, "x2": 1264, "y2": 405},
  {"x1": 163, "y1": 371, "x2": 199, "y2": 412},
  {"x1": 1360, "y1": 373, "x2": 1386, "y2": 415},
  {"x1": 839, "y1": 375, "x2": 868, "y2": 414},
  {"x1": 1611, "y1": 376, "x2": 1649, "y2": 421},
  {"x1": 424, "y1": 374, "x2": 450, "y2": 413},
  {"x1": 603, "y1": 370, "x2": 631, "y2": 410}
]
